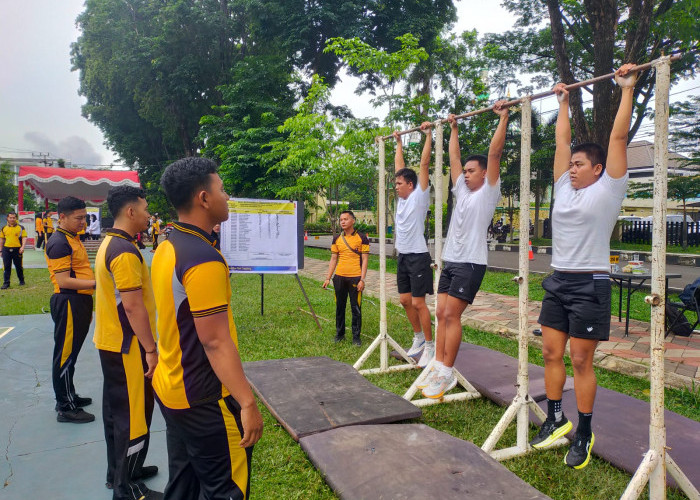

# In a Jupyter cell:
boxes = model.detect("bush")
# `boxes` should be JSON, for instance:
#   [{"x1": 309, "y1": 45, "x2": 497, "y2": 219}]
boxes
[{"x1": 304, "y1": 222, "x2": 331, "y2": 234}]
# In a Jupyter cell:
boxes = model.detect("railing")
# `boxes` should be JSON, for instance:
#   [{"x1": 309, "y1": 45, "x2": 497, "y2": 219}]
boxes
[{"x1": 621, "y1": 221, "x2": 700, "y2": 246}]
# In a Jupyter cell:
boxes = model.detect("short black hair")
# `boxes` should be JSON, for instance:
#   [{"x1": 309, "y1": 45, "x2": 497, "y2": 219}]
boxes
[
  {"x1": 161, "y1": 157, "x2": 218, "y2": 211},
  {"x1": 464, "y1": 154, "x2": 488, "y2": 170},
  {"x1": 57, "y1": 196, "x2": 86, "y2": 216},
  {"x1": 571, "y1": 142, "x2": 606, "y2": 173},
  {"x1": 340, "y1": 210, "x2": 355, "y2": 219},
  {"x1": 7, "y1": 211, "x2": 17, "y2": 217},
  {"x1": 107, "y1": 186, "x2": 146, "y2": 218},
  {"x1": 395, "y1": 168, "x2": 418, "y2": 189}
]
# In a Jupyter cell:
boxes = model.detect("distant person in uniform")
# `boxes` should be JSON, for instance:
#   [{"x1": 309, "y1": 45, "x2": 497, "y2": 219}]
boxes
[
  {"x1": 94, "y1": 186, "x2": 162, "y2": 499},
  {"x1": 322, "y1": 211, "x2": 370, "y2": 346},
  {"x1": 211, "y1": 223, "x2": 221, "y2": 251},
  {"x1": 35, "y1": 213, "x2": 45, "y2": 250},
  {"x1": 392, "y1": 122, "x2": 434, "y2": 367},
  {"x1": 45, "y1": 197, "x2": 96, "y2": 423},
  {"x1": 1, "y1": 212, "x2": 27, "y2": 289},
  {"x1": 152, "y1": 157, "x2": 263, "y2": 499},
  {"x1": 43, "y1": 212, "x2": 55, "y2": 241},
  {"x1": 150, "y1": 215, "x2": 160, "y2": 253}
]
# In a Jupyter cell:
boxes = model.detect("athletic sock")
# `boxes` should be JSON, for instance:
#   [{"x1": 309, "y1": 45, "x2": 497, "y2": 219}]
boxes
[
  {"x1": 424, "y1": 340, "x2": 434, "y2": 347},
  {"x1": 577, "y1": 411, "x2": 593, "y2": 437},
  {"x1": 413, "y1": 331, "x2": 424, "y2": 340},
  {"x1": 438, "y1": 364, "x2": 453, "y2": 378},
  {"x1": 547, "y1": 398, "x2": 563, "y2": 422}
]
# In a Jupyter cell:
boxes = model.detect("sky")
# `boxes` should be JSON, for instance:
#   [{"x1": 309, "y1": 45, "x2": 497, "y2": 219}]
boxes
[{"x1": 0, "y1": 1, "x2": 697, "y2": 168}]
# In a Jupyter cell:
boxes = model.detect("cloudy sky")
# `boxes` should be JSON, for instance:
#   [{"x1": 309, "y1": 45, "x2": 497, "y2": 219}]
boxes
[{"x1": 0, "y1": 1, "x2": 696, "y2": 168}]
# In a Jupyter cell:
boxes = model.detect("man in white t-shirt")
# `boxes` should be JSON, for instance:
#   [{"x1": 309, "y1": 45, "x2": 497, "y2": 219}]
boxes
[
  {"x1": 393, "y1": 122, "x2": 434, "y2": 367},
  {"x1": 529, "y1": 64, "x2": 638, "y2": 470},
  {"x1": 421, "y1": 101, "x2": 510, "y2": 399}
]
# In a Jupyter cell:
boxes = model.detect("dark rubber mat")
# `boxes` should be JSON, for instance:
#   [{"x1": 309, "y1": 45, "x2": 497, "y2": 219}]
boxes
[
  {"x1": 533, "y1": 387, "x2": 699, "y2": 490},
  {"x1": 244, "y1": 357, "x2": 422, "y2": 441},
  {"x1": 300, "y1": 424, "x2": 551, "y2": 500}
]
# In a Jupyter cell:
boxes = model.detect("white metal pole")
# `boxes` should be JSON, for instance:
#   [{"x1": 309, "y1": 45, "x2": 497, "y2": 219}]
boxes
[
  {"x1": 516, "y1": 97, "x2": 532, "y2": 450},
  {"x1": 647, "y1": 54, "x2": 670, "y2": 500},
  {"x1": 378, "y1": 138, "x2": 388, "y2": 371},
  {"x1": 434, "y1": 122, "x2": 444, "y2": 330}
]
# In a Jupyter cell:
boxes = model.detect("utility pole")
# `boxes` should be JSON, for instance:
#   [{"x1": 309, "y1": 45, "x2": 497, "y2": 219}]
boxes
[{"x1": 32, "y1": 152, "x2": 51, "y2": 165}]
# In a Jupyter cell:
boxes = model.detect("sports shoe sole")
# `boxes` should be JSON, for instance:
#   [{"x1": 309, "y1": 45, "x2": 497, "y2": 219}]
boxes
[
  {"x1": 531, "y1": 420, "x2": 573, "y2": 450},
  {"x1": 565, "y1": 433, "x2": 595, "y2": 469},
  {"x1": 422, "y1": 376, "x2": 458, "y2": 399},
  {"x1": 416, "y1": 368, "x2": 436, "y2": 389}
]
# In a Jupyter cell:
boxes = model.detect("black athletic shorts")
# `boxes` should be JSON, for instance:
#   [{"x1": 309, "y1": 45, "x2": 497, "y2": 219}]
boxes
[
  {"x1": 397, "y1": 252, "x2": 434, "y2": 297},
  {"x1": 437, "y1": 261, "x2": 486, "y2": 304},
  {"x1": 538, "y1": 271, "x2": 611, "y2": 341}
]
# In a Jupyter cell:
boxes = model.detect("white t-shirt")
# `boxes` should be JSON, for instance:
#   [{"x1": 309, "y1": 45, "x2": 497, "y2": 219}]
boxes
[
  {"x1": 395, "y1": 184, "x2": 431, "y2": 254},
  {"x1": 552, "y1": 170, "x2": 628, "y2": 271},
  {"x1": 442, "y1": 176, "x2": 501, "y2": 265}
]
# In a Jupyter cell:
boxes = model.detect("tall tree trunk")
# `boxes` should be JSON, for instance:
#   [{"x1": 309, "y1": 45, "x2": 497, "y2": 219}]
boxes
[{"x1": 545, "y1": 0, "x2": 591, "y2": 143}]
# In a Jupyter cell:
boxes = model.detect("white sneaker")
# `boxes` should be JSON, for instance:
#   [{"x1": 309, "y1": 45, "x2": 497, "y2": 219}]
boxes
[
  {"x1": 422, "y1": 372, "x2": 457, "y2": 399},
  {"x1": 417, "y1": 343, "x2": 435, "y2": 368},
  {"x1": 416, "y1": 367, "x2": 437, "y2": 389},
  {"x1": 406, "y1": 337, "x2": 425, "y2": 357}
]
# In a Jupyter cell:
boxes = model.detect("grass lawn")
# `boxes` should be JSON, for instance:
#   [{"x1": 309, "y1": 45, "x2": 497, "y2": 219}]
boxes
[
  {"x1": 304, "y1": 247, "x2": 672, "y2": 323},
  {"x1": 3, "y1": 267, "x2": 697, "y2": 499}
]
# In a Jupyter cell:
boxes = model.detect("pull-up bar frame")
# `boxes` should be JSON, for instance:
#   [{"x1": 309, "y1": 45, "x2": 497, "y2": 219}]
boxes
[{"x1": 355, "y1": 52, "x2": 696, "y2": 498}]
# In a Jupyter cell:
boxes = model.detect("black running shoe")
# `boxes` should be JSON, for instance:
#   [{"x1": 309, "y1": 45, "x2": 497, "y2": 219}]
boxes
[
  {"x1": 133, "y1": 465, "x2": 159, "y2": 481},
  {"x1": 565, "y1": 432, "x2": 595, "y2": 469},
  {"x1": 73, "y1": 395, "x2": 92, "y2": 408},
  {"x1": 57, "y1": 408, "x2": 95, "y2": 423},
  {"x1": 529, "y1": 416, "x2": 572, "y2": 449}
]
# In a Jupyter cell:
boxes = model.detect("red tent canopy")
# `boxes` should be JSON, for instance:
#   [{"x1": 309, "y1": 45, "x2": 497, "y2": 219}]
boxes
[{"x1": 17, "y1": 165, "x2": 140, "y2": 207}]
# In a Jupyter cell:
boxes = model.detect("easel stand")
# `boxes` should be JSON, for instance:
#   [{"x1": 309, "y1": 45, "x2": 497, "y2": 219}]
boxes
[
  {"x1": 620, "y1": 57, "x2": 699, "y2": 500},
  {"x1": 355, "y1": 138, "x2": 416, "y2": 375},
  {"x1": 259, "y1": 272, "x2": 322, "y2": 330}
]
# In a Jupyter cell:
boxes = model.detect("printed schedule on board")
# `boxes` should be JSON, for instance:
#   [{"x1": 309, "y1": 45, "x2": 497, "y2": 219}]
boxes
[{"x1": 220, "y1": 198, "x2": 299, "y2": 273}]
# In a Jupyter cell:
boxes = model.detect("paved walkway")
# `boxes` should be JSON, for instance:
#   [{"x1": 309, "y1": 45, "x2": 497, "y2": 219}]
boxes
[{"x1": 300, "y1": 257, "x2": 700, "y2": 386}]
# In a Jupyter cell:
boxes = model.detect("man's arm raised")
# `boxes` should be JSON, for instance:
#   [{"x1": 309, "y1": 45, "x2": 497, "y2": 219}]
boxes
[
  {"x1": 486, "y1": 101, "x2": 509, "y2": 186},
  {"x1": 552, "y1": 83, "x2": 573, "y2": 182},
  {"x1": 447, "y1": 114, "x2": 463, "y2": 185},
  {"x1": 393, "y1": 132, "x2": 405, "y2": 173},
  {"x1": 607, "y1": 64, "x2": 638, "y2": 179}
]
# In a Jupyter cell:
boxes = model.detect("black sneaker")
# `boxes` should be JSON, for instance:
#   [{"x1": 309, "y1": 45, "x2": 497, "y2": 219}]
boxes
[
  {"x1": 19, "y1": 281, "x2": 25, "y2": 286},
  {"x1": 57, "y1": 408, "x2": 95, "y2": 423},
  {"x1": 565, "y1": 432, "x2": 595, "y2": 469},
  {"x1": 352, "y1": 337, "x2": 362, "y2": 346},
  {"x1": 1, "y1": 284, "x2": 9, "y2": 290},
  {"x1": 73, "y1": 395, "x2": 92, "y2": 408},
  {"x1": 133, "y1": 465, "x2": 159, "y2": 481},
  {"x1": 529, "y1": 416, "x2": 572, "y2": 449},
  {"x1": 333, "y1": 335, "x2": 344, "y2": 343}
]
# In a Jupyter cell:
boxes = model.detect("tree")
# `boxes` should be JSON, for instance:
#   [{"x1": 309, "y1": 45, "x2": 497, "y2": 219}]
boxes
[
  {"x1": 669, "y1": 96, "x2": 700, "y2": 169},
  {"x1": 629, "y1": 175, "x2": 700, "y2": 248},
  {"x1": 0, "y1": 163, "x2": 16, "y2": 214},
  {"x1": 483, "y1": 0, "x2": 699, "y2": 149}
]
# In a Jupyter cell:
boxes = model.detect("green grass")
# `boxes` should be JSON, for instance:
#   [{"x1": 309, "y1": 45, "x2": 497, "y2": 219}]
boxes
[
  {"x1": 2, "y1": 266, "x2": 697, "y2": 498},
  {"x1": 0, "y1": 269, "x2": 54, "y2": 315},
  {"x1": 304, "y1": 247, "x2": 670, "y2": 323}
]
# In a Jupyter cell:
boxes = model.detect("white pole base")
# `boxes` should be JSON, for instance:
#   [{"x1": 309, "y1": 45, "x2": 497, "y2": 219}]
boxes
[
  {"x1": 353, "y1": 332, "x2": 416, "y2": 374},
  {"x1": 620, "y1": 451, "x2": 699, "y2": 500}
]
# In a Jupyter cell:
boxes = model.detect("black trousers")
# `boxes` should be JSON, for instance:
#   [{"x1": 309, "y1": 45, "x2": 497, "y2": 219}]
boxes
[
  {"x1": 157, "y1": 395, "x2": 253, "y2": 500},
  {"x1": 152, "y1": 234, "x2": 159, "y2": 250},
  {"x1": 2, "y1": 247, "x2": 24, "y2": 285},
  {"x1": 50, "y1": 293, "x2": 93, "y2": 411},
  {"x1": 333, "y1": 275, "x2": 362, "y2": 340},
  {"x1": 36, "y1": 232, "x2": 45, "y2": 249},
  {"x1": 100, "y1": 338, "x2": 154, "y2": 500}
]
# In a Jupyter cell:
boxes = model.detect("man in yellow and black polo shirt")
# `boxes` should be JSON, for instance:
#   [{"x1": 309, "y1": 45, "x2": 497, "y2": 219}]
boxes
[
  {"x1": 94, "y1": 186, "x2": 162, "y2": 500},
  {"x1": 43, "y1": 212, "x2": 55, "y2": 240},
  {"x1": 152, "y1": 157, "x2": 263, "y2": 500},
  {"x1": 150, "y1": 215, "x2": 160, "y2": 253},
  {"x1": 1, "y1": 212, "x2": 27, "y2": 289},
  {"x1": 45, "y1": 197, "x2": 96, "y2": 423},
  {"x1": 35, "y1": 213, "x2": 45, "y2": 250},
  {"x1": 322, "y1": 210, "x2": 370, "y2": 345}
]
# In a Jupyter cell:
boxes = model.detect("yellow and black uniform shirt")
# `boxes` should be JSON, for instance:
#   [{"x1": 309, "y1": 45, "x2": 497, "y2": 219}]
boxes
[
  {"x1": 35, "y1": 218, "x2": 44, "y2": 234},
  {"x1": 330, "y1": 230, "x2": 370, "y2": 277},
  {"x1": 152, "y1": 221, "x2": 160, "y2": 235},
  {"x1": 1, "y1": 225, "x2": 27, "y2": 248},
  {"x1": 45, "y1": 228, "x2": 95, "y2": 295},
  {"x1": 151, "y1": 222, "x2": 238, "y2": 410},
  {"x1": 94, "y1": 229, "x2": 156, "y2": 353},
  {"x1": 43, "y1": 217, "x2": 54, "y2": 234}
]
